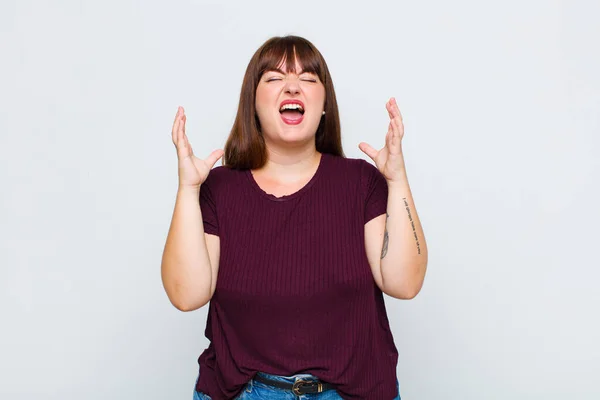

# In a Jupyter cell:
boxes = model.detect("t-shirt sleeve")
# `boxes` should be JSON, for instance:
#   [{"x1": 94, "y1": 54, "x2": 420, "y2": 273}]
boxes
[
  {"x1": 362, "y1": 160, "x2": 389, "y2": 224},
  {"x1": 199, "y1": 171, "x2": 219, "y2": 236}
]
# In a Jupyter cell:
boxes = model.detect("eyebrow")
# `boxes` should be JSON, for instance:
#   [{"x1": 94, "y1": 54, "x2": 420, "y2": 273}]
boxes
[{"x1": 266, "y1": 67, "x2": 310, "y2": 75}]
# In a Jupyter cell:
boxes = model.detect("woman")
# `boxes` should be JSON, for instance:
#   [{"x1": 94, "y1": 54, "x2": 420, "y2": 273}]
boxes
[{"x1": 161, "y1": 35, "x2": 428, "y2": 400}]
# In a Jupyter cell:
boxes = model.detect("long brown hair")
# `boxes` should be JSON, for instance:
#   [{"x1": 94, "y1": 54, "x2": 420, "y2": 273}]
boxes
[{"x1": 223, "y1": 35, "x2": 345, "y2": 169}]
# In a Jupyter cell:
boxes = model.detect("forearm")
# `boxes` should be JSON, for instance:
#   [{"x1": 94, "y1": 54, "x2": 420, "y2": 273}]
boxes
[
  {"x1": 161, "y1": 186, "x2": 212, "y2": 310},
  {"x1": 380, "y1": 169, "x2": 428, "y2": 298}
]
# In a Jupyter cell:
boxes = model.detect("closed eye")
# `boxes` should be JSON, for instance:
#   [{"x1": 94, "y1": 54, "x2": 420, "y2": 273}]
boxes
[{"x1": 269, "y1": 77, "x2": 316, "y2": 82}]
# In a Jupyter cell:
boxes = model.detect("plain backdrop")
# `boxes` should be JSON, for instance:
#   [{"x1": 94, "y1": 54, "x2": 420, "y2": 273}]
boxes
[{"x1": 1, "y1": 0, "x2": 598, "y2": 399}]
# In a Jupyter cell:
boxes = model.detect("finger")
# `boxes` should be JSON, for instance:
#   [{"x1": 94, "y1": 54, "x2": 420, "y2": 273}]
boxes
[
  {"x1": 176, "y1": 122, "x2": 186, "y2": 156},
  {"x1": 178, "y1": 111, "x2": 185, "y2": 145},
  {"x1": 387, "y1": 99, "x2": 403, "y2": 135},
  {"x1": 386, "y1": 99, "x2": 394, "y2": 120},
  {"x1": 386, "y1": 98, "x2": 397, "y2": 119},
  {"x1": 393, "y1": 116, "x2": 404, "y2": 136},
  {"x1": 387, "y1": 122, "x2": 394, "y2": 147},
  {"x1": 391, "y1": 98, "x2": 403, "y2": 122},
  {"x1": 391, "y1": 109, "x2": 404, "y2": 137},
  {"x1": 177, "y1": 114, "x2": 188, "y2": 156},
  {"x1": 358, "y1": 142, "x2": 378, "y2": 160},
  {"x1": 180, "y1": 113, "x2": 188, "y2": 151},
  {"x1": 185, "y1": 133, "x2": 194, "y2": 156},
  {"x1": 173, "y1": 106, "x2": 182, "y2": 125},
  {"x1": 390, "y1": 116, "x2": 398, "y2": 135},
  {"x1": 182, "y1": 114, "x2": 187, "y2": 135},
  {"x1": 172, "y1": 107, "x2": 183, "y2": 137},
  {"x1": 172, "y1": 114, "x2": 181, "y2": 144},
  {"x1": 206, "y1": 149, "x2": 225, "y2": 168}
]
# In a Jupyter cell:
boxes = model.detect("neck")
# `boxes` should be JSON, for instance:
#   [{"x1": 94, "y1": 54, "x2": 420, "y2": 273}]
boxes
[{"x1": 256, "y1": 145, "x2": 321, "y2": 183}]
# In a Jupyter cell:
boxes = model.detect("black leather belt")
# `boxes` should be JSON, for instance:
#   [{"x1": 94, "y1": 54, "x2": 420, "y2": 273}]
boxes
[{"x1": 253, "y1": 374, "x2": 335, "y2": 395}]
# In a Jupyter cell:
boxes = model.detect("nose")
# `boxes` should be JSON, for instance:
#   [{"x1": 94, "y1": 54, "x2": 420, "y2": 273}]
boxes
[{"x1": 284, "y1": 76, "x2": 301, "y2": 95}]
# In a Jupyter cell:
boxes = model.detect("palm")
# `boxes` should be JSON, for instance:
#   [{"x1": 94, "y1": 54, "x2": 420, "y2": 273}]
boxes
[
  {"x1": 359, "y1": 97, "x2": 405, "y2": 182},
  {"x1": 178, "y1": 152, "x2": 205, "y2": 187},
  {"x1": 372, "y1": 145, "x2": 392, "y2": 177},
  {"x1": 171, "y1": 106, "x2": 223, "y2": 188}
]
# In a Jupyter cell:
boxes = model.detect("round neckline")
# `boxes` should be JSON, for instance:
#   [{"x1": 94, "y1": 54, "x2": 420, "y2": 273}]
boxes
[{"x1": 245, "y1": 153, "x2": 327, "y2": 202}]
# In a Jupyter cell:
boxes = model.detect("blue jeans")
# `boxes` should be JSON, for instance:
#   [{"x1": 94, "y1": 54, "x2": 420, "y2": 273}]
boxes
[{"x1": 194, "y1": 371, "x2": 401, "y2": 399}]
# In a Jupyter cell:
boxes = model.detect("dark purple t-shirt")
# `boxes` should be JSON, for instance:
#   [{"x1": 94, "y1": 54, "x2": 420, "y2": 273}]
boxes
[{"x1": 195, "y1": 152, "x2": 399, "y2": 399}]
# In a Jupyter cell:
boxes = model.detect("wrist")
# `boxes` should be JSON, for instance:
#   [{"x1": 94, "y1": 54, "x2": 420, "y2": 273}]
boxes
[{"x1": 178, "y1": 184, "x2": 201, "y2": 195}]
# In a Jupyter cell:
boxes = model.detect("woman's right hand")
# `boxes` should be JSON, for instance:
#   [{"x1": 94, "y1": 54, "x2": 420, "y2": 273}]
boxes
[{"x1": 171, "y1": 106, "x2": 224, "y2": 189}]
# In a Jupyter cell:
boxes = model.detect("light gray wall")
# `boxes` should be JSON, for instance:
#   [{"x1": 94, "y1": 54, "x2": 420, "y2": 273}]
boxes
[{"x1": 1, "y1": 1, "x2": 598, "y2": 399}]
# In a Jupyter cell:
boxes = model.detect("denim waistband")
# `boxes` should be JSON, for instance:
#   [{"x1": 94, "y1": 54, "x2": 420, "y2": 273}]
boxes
[{"x1": 255, "y1": 371, "x2": 322, "y2": 384}]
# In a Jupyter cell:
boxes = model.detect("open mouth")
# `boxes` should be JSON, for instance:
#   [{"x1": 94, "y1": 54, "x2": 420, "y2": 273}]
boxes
[{"x1": 279, "y1": 102, "x2": 305, "y2": 125}]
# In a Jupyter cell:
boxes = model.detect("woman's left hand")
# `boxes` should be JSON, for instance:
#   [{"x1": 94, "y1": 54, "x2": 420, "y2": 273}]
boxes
[{"x1": 359, "y1": 97, "x2": 406, "y2": 182}]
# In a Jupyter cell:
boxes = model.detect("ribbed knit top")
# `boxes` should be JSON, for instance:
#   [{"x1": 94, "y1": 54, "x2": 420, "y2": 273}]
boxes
[{"x1": 195, "y1": 152, "x2": 399, "y2": 399}]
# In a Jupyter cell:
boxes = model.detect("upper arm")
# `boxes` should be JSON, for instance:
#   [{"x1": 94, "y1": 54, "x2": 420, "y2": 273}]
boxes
[
  {"x1": 361, "y1": 158, "x2": 389, "y2": 293},
  {"x1": 364, "y1": 213, "x2": 387, "y2": 292},
  {"x1": 199, "y1": 172, "x2": 220, "y2": 302},
  {"x1": 205, "y1": 233, "x2": 220, "y2": 300}
]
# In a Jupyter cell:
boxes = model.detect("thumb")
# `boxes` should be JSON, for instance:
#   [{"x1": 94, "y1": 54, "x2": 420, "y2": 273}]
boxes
[
  {"x1": 358, "y1": 142, "x2": 378, "y2": 161},
  {"x1": 206, "y1": 149, "x2": 225, "y2": 168}
]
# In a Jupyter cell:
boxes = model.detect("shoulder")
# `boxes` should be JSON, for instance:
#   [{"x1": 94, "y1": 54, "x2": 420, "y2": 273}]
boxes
[
  {"x1": 200, "y1": 165, "x2": 246, "y2": 205},
  {"x1": 324, "y1": 153, "x2": 374, "y2": 177},
  {"x1": 326, "y1": 154, "x2": 381, "y2": 187},
  {"x1": 203, "y1": 165, "x2": 243, "y2": 188}
]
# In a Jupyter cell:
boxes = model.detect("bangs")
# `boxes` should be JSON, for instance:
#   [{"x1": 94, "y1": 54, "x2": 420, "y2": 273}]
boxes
[
  {"x1": 223, "y1": 34, "x2": 344, "y2": 168},
  {"x1": 257, "y1": 36, "x2": 326, "y2": 83}
]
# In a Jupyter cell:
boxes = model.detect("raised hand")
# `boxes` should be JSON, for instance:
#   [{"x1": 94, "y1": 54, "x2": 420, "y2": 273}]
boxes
[
  {"x1": 358, "y1": 97, "x2": 406, "y2": 183},
  {"x1": 171, "y1": 106, "x2": 224, "y2": 188}
]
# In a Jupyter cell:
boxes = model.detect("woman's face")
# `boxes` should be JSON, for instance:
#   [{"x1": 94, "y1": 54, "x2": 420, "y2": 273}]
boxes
[{"x1": 255, "y1": 58, "x2": 326, "y2": 146}]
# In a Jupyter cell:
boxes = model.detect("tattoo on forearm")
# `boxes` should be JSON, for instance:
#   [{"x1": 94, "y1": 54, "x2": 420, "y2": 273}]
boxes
[
  {"x1": 403, "y1": 198, "x2": 421, "y2": 254},
  {"x1": 381, "y1": 212, "x2": 389, "y2": 259}
]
